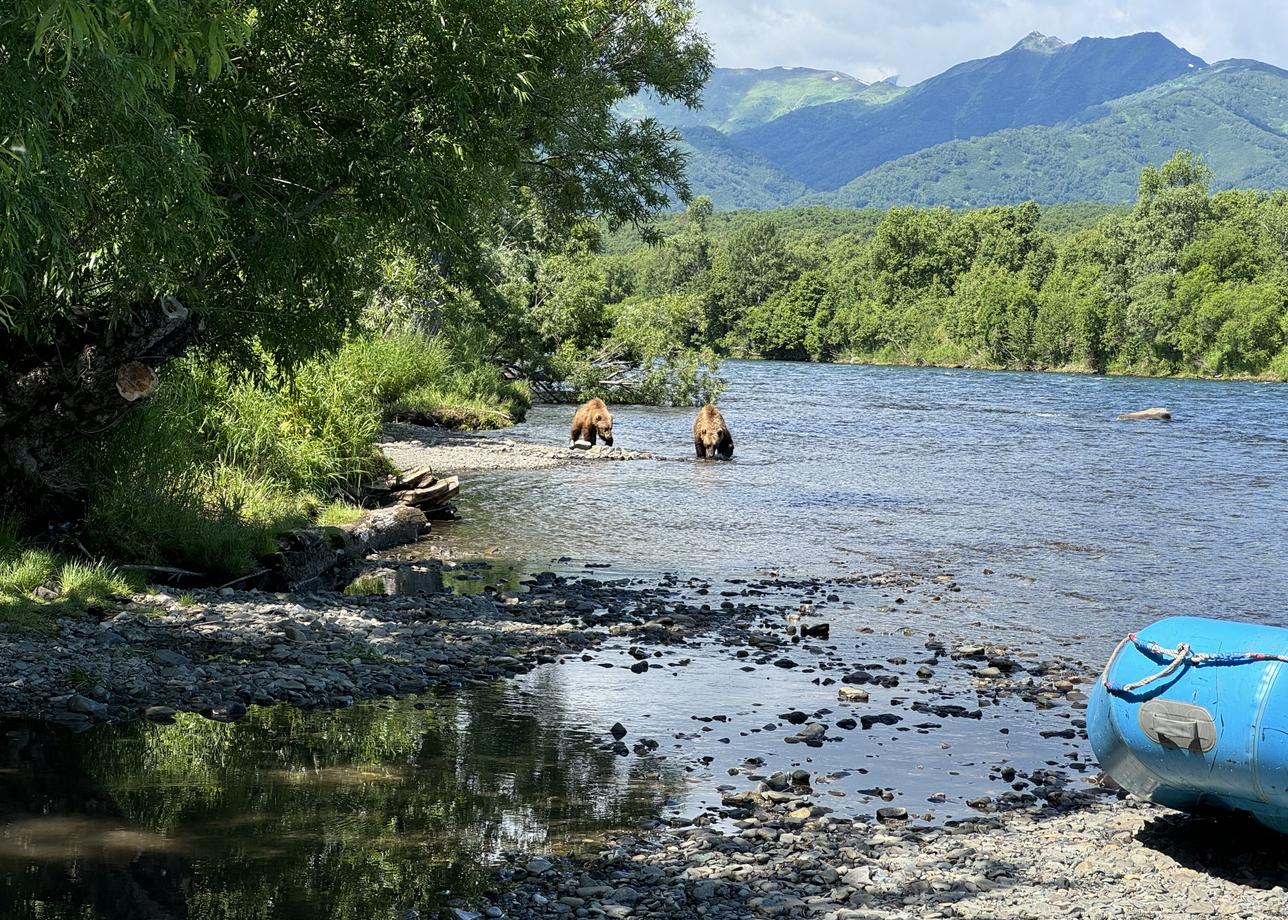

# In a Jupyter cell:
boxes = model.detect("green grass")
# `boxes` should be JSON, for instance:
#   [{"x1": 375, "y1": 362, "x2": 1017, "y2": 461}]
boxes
[
  {"x1": 0, "y1": 521, "x2": 137, "y2": 631},
  {"x1": 317, "y1": 502, "x2": 366, "y2": 527},
  {"x1": 81, "y1": 332, "x2": 527, "y2": 579},
  {"x1": 343, "y1": 575, "x2": 388, "y2": 597}
]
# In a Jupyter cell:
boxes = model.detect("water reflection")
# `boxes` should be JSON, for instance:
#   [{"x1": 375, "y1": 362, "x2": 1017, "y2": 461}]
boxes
[
  {"x1": 344, "y1": 556, "x2": 535, "y2": 597},
  {"x1": 1, "y1": 682, "x2": 680, "y2": 920}
]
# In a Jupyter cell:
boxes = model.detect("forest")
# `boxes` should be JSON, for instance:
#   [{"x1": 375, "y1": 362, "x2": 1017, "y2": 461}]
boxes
[{"x1": 580, "y1": 152, "x2": 1288, "y2": 379}]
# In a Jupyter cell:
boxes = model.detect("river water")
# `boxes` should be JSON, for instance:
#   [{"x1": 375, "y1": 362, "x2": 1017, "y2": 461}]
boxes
[
  {"x1": 449, "y1": 360, "x2": 1288, "y2": 648},
  {"x1": 5, "y1": 361, "x2": 1286, "y2": 919}
]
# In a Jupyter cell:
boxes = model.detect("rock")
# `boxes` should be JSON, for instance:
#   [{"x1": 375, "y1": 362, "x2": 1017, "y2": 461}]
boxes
[
  {"x1": 526, "y1": 857, "x2": 553, "y2": 875},
  {"x1": 66, "y1": 694, "x2": 107, "y2": 717},
  {"x1": 837, "y1": 687, "x2": 870, "y2": 703},
  {"x1": 860, "y1": 713, "x2": 901, "y2": 730},
  {"x1": 610, "y1": 721, "x2": 627, "y2": 740},
  {"x1": 207, "y1": 700, "x2": 248, "y2": 722},
  {"x1": 630, "y1": 660, "x2": 649, "y2": 674},
  {"x1": 877, "y1": 806, "x2": 908, "y2": 821},
  {"x1": 785, "y1": 722, "x2": 827, "y2": 745},
  {"x1": 763, "y1": 772, "x2": 791, "y2": 792},
  {"x1": 144, "y1": 705, "x2": 178, "y2": 723},
  {"x1": 153, "y1": 649, "x2": 191, "y2": 668},
  {"x1": 1118, "y1": 407, "x2": 1171, "y2": 421}
]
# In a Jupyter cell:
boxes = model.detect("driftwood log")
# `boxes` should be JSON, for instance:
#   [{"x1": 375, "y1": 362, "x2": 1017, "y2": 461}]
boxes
[
  {"x1": 366, "y1": 465, "x2": 459, "y2": 519},
  {"x1": 271, "y1": 505, "x2": 429, "y2": 591}
]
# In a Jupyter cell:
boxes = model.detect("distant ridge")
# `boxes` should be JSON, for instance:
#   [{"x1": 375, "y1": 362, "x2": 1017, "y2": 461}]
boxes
[
  {"x1": 731, "y1": 31, "x2": 1207, "y2": 190},
  {"x1": 613, "y1": 30, "x2": 1288, "y2": 209}
]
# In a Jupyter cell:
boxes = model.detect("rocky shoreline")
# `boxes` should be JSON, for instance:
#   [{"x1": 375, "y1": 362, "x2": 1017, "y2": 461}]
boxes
[
  {"x1": 5, "y1": 567, "x2": 1284, "y2": 917},
  {"x1": 381, "y1": 422, "x2": 658, "y2": 473},
  {"x1": 494, "y1": 788, "x2": 1288, "y2": 920}
]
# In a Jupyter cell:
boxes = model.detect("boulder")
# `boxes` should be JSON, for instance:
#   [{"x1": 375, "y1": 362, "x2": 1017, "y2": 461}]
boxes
[{"x1": 1118, "y1": 407, "x2": 1171, "y2": 421}]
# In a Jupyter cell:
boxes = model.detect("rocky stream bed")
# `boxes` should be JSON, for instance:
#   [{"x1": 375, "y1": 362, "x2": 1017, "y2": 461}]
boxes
[{"x1": 4, "y1": 564, "x2": 1287, "y2": 919}]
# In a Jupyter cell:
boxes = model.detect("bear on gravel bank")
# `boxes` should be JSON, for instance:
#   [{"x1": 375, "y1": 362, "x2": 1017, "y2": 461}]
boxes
[
  {"x1": 693, "y1": 404, "x2": 734, "y2": 460},
  {"x1": 569, "y1": 398, "x2": 614, "y2": 448}
]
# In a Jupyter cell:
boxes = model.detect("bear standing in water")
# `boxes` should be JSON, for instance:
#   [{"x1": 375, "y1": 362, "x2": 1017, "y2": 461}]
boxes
[
  {"x1": 693, "y1": 404, "x2": 734, "y2": 459},
  {"x1": 569, "y1": 398, "x2": 614, "y2": 448}
]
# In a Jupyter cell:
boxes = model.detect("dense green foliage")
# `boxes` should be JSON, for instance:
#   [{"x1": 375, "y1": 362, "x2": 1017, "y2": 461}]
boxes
[
  {"x1": 599, "y1": 155, "x2": 1288, "y2": 380},
  {"x1": 0, "y1": 0, "x2": 717, "y2": 585},
  {"x1": 2, "y1": 0, "x2": 710, "y2": 370},
  {"x1": 84, "y1": 333, "x2": 530, "y2": 577}
]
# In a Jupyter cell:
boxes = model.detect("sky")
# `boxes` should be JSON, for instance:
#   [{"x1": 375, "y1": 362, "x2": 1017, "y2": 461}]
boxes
[{"x1": 693, "y1": 1, "x2": 1288, "y2": 84}]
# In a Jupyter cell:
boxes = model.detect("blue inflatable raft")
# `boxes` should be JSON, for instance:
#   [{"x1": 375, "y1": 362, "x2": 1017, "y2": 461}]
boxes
[{"x1": 1088, "y1": 616, "x2": 1288, "y2": 832}]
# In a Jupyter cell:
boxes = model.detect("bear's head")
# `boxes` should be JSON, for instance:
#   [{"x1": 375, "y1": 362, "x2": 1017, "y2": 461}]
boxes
[{"x1": 593, "y1": 409, "x2": 614, "y2": 446}]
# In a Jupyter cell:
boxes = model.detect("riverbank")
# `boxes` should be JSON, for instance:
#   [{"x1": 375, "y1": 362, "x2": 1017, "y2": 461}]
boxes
[
  {"x1": 5, "y1": 419, "x2": 1285, "y2": 919},
  {"x1": 829, "y1": 353, "x2": 1288, "y2": 385},
  {"x1": 3, "y1": 564, "x2": 1284, "y2": 918}
]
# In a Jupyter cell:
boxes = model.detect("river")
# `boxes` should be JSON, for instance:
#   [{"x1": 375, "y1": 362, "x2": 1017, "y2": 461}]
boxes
[
  {"x1": 4, "y1": 361, "x2": 1285, "y2": 919},
  {"x1": 447, "y1": 360, "x2": 1288, "y2": 648}
]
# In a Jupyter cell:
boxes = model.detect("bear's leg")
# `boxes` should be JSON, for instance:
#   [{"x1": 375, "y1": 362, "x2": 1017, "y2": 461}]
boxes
[
  {"x1": 694, "y1": 437, "x2": 706, "y2": 459},
  {"x1": 569, "y1": 421, "x2": 582, "y2": 448}
]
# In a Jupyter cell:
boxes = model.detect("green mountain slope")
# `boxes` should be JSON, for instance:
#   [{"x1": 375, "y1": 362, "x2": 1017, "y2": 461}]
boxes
[
  {"x1": 821, "y1": 60, "x2": 1288, "y2": 207},
  {"x1": 675, "y1": 127, "x2": 808, "y2": 210},
  {"x1": 619, "y1": 66, "x2": 898, "y2": 133},
  {"x1": 733, "y1": 31, "x2": 1206, "y2": 190}
]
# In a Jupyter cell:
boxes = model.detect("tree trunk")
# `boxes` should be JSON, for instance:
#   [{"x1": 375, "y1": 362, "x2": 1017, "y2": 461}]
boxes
[{"x1": 0, "y1": 301, "x2": 196, "y2": 519}]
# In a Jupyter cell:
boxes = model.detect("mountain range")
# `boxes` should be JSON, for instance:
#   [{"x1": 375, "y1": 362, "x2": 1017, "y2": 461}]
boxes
[{"x1": 625, "y1": 32, "x2": 1288, "y2": 209}]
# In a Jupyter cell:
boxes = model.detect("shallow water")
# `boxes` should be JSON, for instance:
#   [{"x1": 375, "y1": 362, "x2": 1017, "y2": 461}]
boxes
[{"x1": 445, "y1": 361, "x2": 1288, "y2": 649}]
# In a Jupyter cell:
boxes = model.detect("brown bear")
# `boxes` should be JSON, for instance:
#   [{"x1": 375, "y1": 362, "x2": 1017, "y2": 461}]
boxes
[
  {"x1": 569, "y1": 398, "x2": 614, "y2": 448},
  {"x1": 693, "y1": 403, "x2": 733, "y2": 459}
]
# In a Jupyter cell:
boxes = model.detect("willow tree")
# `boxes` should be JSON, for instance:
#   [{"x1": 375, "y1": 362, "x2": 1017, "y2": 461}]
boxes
[{"x1": 0, "y1": 0, "x2": 709, "y2": 505}]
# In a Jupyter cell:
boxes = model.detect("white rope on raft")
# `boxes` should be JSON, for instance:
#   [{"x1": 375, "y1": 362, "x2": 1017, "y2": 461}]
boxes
[{"x1": 1103, "y1": 633, "x2": 1288, "y2": 694}]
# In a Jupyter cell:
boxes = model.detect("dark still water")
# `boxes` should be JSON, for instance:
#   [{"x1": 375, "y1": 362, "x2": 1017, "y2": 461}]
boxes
[
  {"x1": 446, "y1": 360, "x2": 1288, "y2": 647},
  {"x1": 1, "y1": 688, "x2": 678, "y2": 919}
]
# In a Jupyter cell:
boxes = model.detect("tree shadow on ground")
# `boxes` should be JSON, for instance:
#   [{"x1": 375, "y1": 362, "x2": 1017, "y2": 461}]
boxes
[{"x1": 1137, "y1": 810, "x2": 1288, "y2": 889}]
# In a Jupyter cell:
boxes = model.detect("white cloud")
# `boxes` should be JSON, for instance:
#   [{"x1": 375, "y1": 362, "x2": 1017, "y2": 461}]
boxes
[{"x1": 692, "y1": 1, "x2": 1288, "y2": 84}]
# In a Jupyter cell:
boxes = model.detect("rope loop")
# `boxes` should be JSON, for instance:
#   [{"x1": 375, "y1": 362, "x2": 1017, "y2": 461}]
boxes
[{"x1": 1103, "y1": 634, "x2": 1288, "y2": 695}]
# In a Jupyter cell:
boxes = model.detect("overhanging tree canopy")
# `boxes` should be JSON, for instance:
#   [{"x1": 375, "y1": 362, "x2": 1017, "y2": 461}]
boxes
[{"x1": 0, "y1": 0, "x2": 710, "y2": 501}]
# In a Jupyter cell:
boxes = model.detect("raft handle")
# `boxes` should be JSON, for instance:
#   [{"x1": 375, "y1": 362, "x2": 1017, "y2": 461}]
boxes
[{"x1": 1139, "y1": 699, "x2": 1216, "y2": 753}]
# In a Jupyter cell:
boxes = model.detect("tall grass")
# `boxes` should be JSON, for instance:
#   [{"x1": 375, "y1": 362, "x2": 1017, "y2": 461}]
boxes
[{"x1": 82, "y1": 333, "x2": 529, "y2": 577}]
